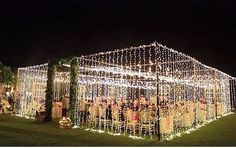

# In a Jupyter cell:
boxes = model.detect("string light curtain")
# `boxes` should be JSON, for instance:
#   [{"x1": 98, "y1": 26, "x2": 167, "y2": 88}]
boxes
[
  {"x1": 17, "y1": 64, "x2": 48, "y2": 118},
  {"x1": 16, "y1": 42, "x2": 236, "y2": 141},
  {"x1": 17, "y1": 64, "x2": 71, "y2": 119},
  {"x1": 73, "y1": 42, "x2": 235, "y2": 140}
]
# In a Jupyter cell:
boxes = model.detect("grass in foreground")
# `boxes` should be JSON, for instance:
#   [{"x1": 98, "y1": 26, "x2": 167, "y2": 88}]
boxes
[{"x1": 0, "y1": 113, "x2": 236, "y2": 146}]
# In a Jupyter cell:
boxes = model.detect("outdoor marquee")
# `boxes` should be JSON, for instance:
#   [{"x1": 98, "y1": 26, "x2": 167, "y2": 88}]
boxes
[{"x1": 16, "y1": 42, "x2": 236, "y2": 140}]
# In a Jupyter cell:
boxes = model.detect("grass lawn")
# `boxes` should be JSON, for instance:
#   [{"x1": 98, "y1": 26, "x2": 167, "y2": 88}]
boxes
[{"x1": 0, "y1": 113, "x2": 236, "y2": 146}]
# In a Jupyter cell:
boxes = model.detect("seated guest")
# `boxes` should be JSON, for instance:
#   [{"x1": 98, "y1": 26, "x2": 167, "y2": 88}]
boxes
[
  {"x1": 126, "y1": 107, "x2": 133, "y2": 122},
  {"x1": 144, "y1": 98, "x2": 150, "y2": 107},
  {"x1": 133, "y1": 98, "x2": 139, "y2": 107},
  {"x1": 88, "y1": 100, "x2": 94, "y2": 114},
  {"x1": 111, "y1": 102, "x2": 118, "y2": 112},
  {"x1": 139, "y1": 104, "x2": 145, "y2": 111},
  {"x1": 132, "y1": 109, "x2": 140, "y2": 123},
  {"x1": 139, "y1": 95, "x2": 146, "y2": 105},
  {"x1": 151, "y1": 104, "x2": 157, "y2": 112}
]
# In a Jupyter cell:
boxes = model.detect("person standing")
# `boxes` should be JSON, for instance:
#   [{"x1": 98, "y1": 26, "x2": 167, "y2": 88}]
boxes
[
  {"x1": 62, "y1": 95, "x2": 69, "y2": 117},
  {"x1": 7, "y1": 92, "x2": 14, "y2": 111}
]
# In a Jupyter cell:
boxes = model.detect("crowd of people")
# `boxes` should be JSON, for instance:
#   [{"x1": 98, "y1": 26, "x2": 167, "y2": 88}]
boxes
[
  {"x1": 57, "y1": 95, "x2": 216, "y2": 137},
  {"x1": 1, "y1": 89, "x2": 219, "y2": 138},
  {"x1": 72, "y1": 95, "x2": 157, "y2": 136},
  {"x1": 54, "y1": 94, "x2": 211, "y2": 137}
]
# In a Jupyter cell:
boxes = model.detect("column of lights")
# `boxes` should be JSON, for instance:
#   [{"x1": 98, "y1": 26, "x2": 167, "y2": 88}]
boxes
[
  {"x1": 231, "y1": 79, "x2": 233, "y2": 111},
  {"x1": 146, "y1": 47, "x2": 151, "y2": 100},
  {"x1": 226, "y1": 78, "x2": 229, "y2": 112},
  {"x1": 223, "y1": 76, "x2": 226, "y2": 114},
  {"x1": 92, "y1": 56, "x2": 95, "y2": 101},
  {"x1": 104, "y1": 52, "x2": 108, "y2": 102},
  {"x1": 119, "y1": 51, "x2": 122, "y2": 100},
  {"x1": 170, "y1": 54, "x2": 175, "y2": 138},
  {"x1": 100, "y1": 53, "x2": 106, "y2": 131},
  {"x1": 224, "y1": 78, "x2": 227, "y2": 113},
  {"x1": 202, "y1": 67, "x2": 206, "y2": 120},
  {"x1": 167, "y1": 46, "x2": 172, "y2": 137},
  {"x1": 233, "y1": 78, "x2": 236, "y2": 111},
  {"x1": 120, "y1": 50, "x2": 124, "y2": 133},
  {"x1": 181, "y1": 51, "x2": 185, "y2": 133},
  {"x1": 134, "y1": 48, "x2": 138, "y2": 101},
  {"x1": 194, "y1": 63, "x2": 197, "y2": 126},
  {"x1": 199, "y1": 64, "x2": 203, "y2": 125},
  {"x1": 101, "y1": 53, "x2": 104, "y2": 100},
  {"x1": 84, "y1": 57, "x2": 88, "y2": 112},
  {"x1": 183, "y1": 55, "x2": 186, "y2": 104},
  {"x1": 179, "y1": 50, "x2": 184, "y2": 134},
  {"x1": 225, "y1": 76, "x2": 231, "y2": 114},
  {"x1": 109, "y1": 51, "x2": 113, "y2": 100},
  {"x1": 88, "y1": 58, "x2": 93, "y2": 101},
  {"x1": 128, "y1": 49, "x2": 132, "y2": 102},
  {"x1": 219, "y1": 73, "x2": 222, "y2": 116},
  {"x1": 74, "y1": 58, "x2": 79, "y2": 127},
  {"x1": 111, "y1": 51, "x2": 115, "y2": 100},
  {"x1": 205, "y1": 68, "x2": 209, "y2": 120},
  {"x1": 231, "y1": 79, "x2": 235, "y2": 111},
  {"x1": 124, "y1": 49, "x2": 128, "y2": 101},
  {"x1": 111, "y1": 52, "x2": 114, "y2": 101},
  {"x1": 18, "y1": 68, "x2": 23, "y2": 116},
  {"x1": 116, "y1": 51, "x2": 119, "y2": 101},
  {"x1": 98, "y1": 54, "x2": 102, "y2": 101},
  {"x1": 222, "y1": 75, "x2": 226, "y2": 113},
  {"x1": 227, "y1": 77, "x2": 231, "y2": 112},
  {"x1": 225, "y1": 76, "x2": 229, "y2": 113},
  {"x1": 24, "y1": 68, "x2": 28, "y2": 116},
  {"x1": 84, "y1": 57, "x2": 88, "y2": 100},
  {"x1": 82, "y1": 57, "x2": 86, "y2": 123},
  {"x1": 143, "y1": 47, "x2": 147, "y2": 99},
  {"x1": 96, "y1": 54, "x2": 101, "y2": 131},
  {"x1": 111, "y1": 50, "x2": 117, "y2": 133},
  {"x1": 112, "y1": 51, "x2": 116, "y2": 132},
  {"x1": 207, "y1": 69, "x2": 212, "y2": 120},
  {"x1": 233, "y1": 79, "x2": 234, "y2": 111},
  {"x1": 143, "y1": 47, "x2": 147, "y2": 138},
  {"x1": 79, "y1": 56, "x2": 84, "y2": 107},
  {"x1": 109, "y1": 51, "x2": 112, "y2": 101},
  {"x1": 137, "y1": 48, "x2": 141, "y2": 99},
  {"x1": 154, "y1": 43, "x2": 160, "y2": 139},
  {"x1": 228, "y1": 78, "x2": 232, "y2": 112},
  {"x1": 117, "y1": 49, "x2": 123, "y2": 134},
  {"x1": 210, "y1": 69, "x2": 214, "y2": 119},
  {"x1": 220, "y1": 74, "x2": 223, "y2": 114},
  {"x1": 159, "y1": 44, "x2": 163, "y2": 113},
  {"x1": 117, "y1": 50, "x2": 123, "y2": 98}
]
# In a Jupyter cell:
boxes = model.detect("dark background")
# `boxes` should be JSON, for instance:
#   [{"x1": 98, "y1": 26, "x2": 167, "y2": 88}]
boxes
[{"x1": 0, "y1": 0, "x2": 235, "y2": 76}]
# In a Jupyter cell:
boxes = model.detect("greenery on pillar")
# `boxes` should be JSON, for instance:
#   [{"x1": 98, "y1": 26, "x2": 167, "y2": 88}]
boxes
[
  {"x1": 44, "y1": 60, "x2": 56, "y2": 122},
  {"x1": 69, "y1": 57, "x2": 78, "y2": 125}
]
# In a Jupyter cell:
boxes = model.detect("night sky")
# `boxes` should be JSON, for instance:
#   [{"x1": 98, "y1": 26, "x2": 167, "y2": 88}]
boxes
[{"x1": 0, "y1": 0, "x2": 236, "y2": 76}]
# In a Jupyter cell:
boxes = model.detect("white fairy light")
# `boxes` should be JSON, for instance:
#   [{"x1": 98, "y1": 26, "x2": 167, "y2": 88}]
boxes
[{"x1": 17, "y1": 42, "x2": 236, "y2": 141}]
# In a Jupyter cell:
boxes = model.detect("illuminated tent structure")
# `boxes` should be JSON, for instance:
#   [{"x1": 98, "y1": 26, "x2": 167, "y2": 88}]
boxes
[
  {"x1": 17, "y1": 64, "x2": 48, "y2": 117},
  {"x1": 17, "y1": 42, "x2": 236, "y2": 140},
  {"x1": 17, "y1": 64, "x2": 70, "y2": 118}
]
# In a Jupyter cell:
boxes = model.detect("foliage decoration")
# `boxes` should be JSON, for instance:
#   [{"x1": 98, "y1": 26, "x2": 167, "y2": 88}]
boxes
[
  {"x1": 69, "y1": 57, "x2": 78, "y2": 125},
  {"x1": 44, "y1": 60, "x2": 57, "y2": 122}
]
